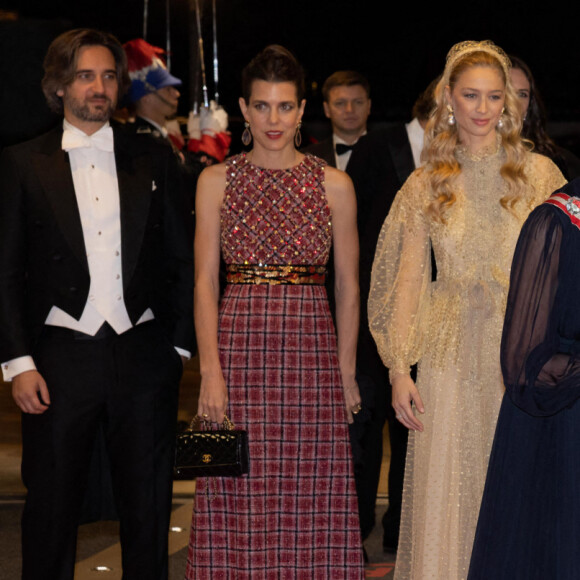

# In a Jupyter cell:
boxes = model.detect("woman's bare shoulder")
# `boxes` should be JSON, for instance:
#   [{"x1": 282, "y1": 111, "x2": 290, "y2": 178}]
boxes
[
  {"x1": 198, "y1": 162, "x2": 227, "y2": 188},
  {"x1": 324, "y1": 165, "x2": 353, "y2": 193}
]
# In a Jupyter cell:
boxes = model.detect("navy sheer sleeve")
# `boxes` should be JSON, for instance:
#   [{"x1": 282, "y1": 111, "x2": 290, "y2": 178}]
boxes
[
  {"x1": 502, "y1": 204, "x2": 563, "y2": 415},
  {"x1": 502, "y1": 197, "x2": 580, "y2": 416}
]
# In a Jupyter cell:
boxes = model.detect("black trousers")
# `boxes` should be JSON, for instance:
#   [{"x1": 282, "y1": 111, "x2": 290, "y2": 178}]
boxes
[
  {"x1": 349, "y1": 352, "x2": 409, "y2": 543},
  {"x1": 20, "y1": 321, "x2": 182, "y2": 580},
  {"x1": 348, "y1": 370, "x2": 383, "y2": 540},
  {"x1": 382, "y1": 393, "x2": 409, "y2": 546}
]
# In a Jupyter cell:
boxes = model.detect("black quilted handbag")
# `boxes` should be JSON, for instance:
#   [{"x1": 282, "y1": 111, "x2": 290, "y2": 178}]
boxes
[{"x1": 174, "y1": 415, "x2": 249, "y2": 480}]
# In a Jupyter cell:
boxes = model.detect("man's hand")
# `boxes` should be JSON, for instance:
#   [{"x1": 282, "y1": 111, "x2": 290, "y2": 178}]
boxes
[{"x1": 12, "y1": 370, "x2": 50, "y2": 414}]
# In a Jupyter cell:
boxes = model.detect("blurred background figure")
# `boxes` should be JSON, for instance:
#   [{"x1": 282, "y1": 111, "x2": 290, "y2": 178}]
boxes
[
  {"x1": 187, "y1": 100, "x2": 230, "y2": 164},
  {"x1": 123, "y1": 38, "x2": 185, "y2": 153},
  {"x1": 123, "y1": 38, "x2": 231, "y2": 241},
  {"x1": 304, "y1": 70, "x2": 371, "y2": 171},
  {"x1": 510, "y1": 55, "x2": 580, "y2": 180}
]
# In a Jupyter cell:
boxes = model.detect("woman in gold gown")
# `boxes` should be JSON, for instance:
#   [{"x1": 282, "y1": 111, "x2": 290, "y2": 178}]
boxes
[{"x1": 368, "y1": 40, "x2": 566, "y2": 580}]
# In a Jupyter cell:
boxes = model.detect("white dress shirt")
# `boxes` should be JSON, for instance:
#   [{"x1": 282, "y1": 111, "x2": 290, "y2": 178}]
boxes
[
  {"x1": 332, "y1": 132, "x2": 366, "y2": 172},
  {"x1": 405, "y1": 117, "x2": 425, "y2": 169}
]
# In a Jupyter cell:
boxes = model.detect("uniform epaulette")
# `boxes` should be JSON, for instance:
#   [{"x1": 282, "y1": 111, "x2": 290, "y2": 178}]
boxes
[{"x1": 545, "y1": 192, "x2": 580, "y2": 229}]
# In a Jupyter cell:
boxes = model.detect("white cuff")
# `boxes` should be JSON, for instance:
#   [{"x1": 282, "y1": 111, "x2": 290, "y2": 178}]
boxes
[
  {"x1": 2, "y1": 356, "x2": 37, "y2": 382},
  {"x1": 175, "y1": 346, "x2": 191, "y2": 360}
]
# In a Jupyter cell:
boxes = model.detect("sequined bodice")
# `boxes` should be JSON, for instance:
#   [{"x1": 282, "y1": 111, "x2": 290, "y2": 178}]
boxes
[
  {"x1": 220, "y1": 154, "x2": 332, "y2": 266},
  {"x1": 429, "y1": 146, "x2": 518, "y2": 287}
]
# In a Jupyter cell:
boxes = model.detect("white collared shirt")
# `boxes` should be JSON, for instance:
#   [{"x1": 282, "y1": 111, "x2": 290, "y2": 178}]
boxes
[
  {"x1": 332, "y1": 132, "x2": 366, "y2": 172},
  {"x1": 46, "y1": 120, "x2": 154, "y2": 335},
  {"x1": 405, "y1": 117, "x2": 425, "y2": 169}
]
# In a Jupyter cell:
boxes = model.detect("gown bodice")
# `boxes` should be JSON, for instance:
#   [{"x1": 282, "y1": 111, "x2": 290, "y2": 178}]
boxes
[
  {"x1": 220, "y1": 153, "x2": 332, "y2": 267},
  {"x1": 368, "y1": 145, "x2": 566, "y2": 375}
]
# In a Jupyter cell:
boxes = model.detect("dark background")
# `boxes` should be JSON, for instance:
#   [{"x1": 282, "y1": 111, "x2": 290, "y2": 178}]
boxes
[{"x1": 2, "y1": 0, "x2": 579, "y2": 151}]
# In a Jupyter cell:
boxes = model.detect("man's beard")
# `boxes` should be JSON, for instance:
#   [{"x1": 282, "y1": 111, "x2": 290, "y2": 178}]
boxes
[{"x1": 65, "y1": 93, "x2": 115, "y2": 123}]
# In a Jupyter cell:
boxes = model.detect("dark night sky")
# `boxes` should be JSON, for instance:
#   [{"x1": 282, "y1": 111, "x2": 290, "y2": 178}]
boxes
[{"x1": 2, "y1": 0, "x2": 579, "y2": 148}]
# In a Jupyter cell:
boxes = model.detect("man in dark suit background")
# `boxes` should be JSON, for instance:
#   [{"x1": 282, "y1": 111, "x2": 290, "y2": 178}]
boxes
[
  {"x1": 0, "y1": 29, "x2": 194, "y2": 580},
  {"x1": 347, "y1": 79, "x2": 436, "y2": 552},
  {"x1": 304, "y1": 71, "x2": 372, "y2": 326},
  {"x1": 304, "y1": 70, "x2": 371, "y2": 171}
]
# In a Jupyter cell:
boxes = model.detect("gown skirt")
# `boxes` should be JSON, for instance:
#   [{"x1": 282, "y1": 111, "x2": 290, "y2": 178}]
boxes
[
  {"x1": 468, "y1": 393, "x2": 580, "y2": 579},
  {"x1": 185, "y1": 283, "x2": 364, "y2": 579}
]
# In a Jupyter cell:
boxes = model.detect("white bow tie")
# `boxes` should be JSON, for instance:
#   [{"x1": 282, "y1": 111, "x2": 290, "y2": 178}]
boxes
[{"x1": 62, "y1": 126, "x2": 114, "y2": 152}]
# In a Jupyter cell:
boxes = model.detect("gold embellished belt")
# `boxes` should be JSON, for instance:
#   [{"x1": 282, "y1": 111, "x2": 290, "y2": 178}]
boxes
[{"x1": 226, "y1": 264, "x2": 327, "y2": 285}]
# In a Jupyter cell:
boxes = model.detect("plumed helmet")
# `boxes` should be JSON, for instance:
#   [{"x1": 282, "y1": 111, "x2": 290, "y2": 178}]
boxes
[{"x1": 123, "y1": 38, "x2": 182, "y2": 102}]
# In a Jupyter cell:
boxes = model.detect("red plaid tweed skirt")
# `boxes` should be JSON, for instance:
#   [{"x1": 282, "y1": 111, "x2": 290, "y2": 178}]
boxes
[{"x1": 186, "y1": 284, "x2": 364, "y2": 579}]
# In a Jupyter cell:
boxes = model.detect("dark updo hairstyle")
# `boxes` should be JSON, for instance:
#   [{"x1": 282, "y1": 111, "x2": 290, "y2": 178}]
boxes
[
  {"x1": 241, "y1": 45, "x2": 305, "y2": 104},
  {"x1": 509, "y1": 55, "x2": 559, "y2": 159},
  {"x1": 42, "y1": 28, "x2": 130, "y2": 114}
]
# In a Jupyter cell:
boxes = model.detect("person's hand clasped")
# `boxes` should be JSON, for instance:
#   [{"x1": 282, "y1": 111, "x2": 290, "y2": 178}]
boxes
[
  {"x1": 197, "y1": 372, "x2": 228, "y2": 424},
  {"x1": 12, "y1": 370, "x2": 51, "y2": 414},
  {"x1": 391, "y1": 373, "x2": 425, "y2": 431},
  {"x1": 343, "y1": 382, "x2": 362, "y2": 424}
]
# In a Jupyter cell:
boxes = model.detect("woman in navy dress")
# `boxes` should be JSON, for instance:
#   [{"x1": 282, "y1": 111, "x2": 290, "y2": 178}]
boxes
[{"x1": 469, "y1": 180, "x2": 580, "y2": 579}]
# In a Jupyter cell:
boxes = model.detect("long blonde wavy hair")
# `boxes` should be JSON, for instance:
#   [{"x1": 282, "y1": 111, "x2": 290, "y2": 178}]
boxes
[{"x1": 423, "y1": 47, "x2": 530, "y2": 221}]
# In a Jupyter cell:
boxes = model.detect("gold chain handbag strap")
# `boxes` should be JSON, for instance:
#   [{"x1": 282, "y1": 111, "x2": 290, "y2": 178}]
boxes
[{"x1": 188, "y1": 414, "x2": 235, "y2": 432}]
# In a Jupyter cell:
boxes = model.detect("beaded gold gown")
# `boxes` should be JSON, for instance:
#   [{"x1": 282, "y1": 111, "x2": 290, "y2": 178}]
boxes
[{"x1": 368, "y1": 144, "x2": 565, "y2": 580}]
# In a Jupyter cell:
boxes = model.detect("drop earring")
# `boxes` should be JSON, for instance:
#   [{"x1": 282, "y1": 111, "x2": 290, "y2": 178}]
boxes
[
  {"x1": 497, "y1": 107, "x2": 505, "y2": 129},
  {"x1": 447, "y1": 105, "x2": 456, "y2": 126},
  {"x1": 294, "y1": 122, "x2": 302, "y2": 148},
  {"x1": 241, "y1": 121, "x2": 252, "y2": 146}
]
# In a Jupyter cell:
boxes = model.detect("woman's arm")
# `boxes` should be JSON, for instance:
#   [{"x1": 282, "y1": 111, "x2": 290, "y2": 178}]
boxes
[
  {"x1": 325, "y1": 167, "x2": 361, "y2": 423},
  {"x1": 194, "y1": 164, "x2": 228, "y2": 422},
  {"x1": 501, "y1": 204, "x2": 566, "y2": 416},
  {"x1": 367, "y1": 174, "x2": 431, "y2": 431}
]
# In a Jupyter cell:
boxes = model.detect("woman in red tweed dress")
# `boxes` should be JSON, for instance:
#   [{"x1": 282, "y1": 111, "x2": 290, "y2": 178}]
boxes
[{"x1": 186, "y1": 45, "x2": 365, "y2": 578}]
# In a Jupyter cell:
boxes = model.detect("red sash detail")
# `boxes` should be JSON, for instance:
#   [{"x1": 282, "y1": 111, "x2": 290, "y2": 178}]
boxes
[{"x1": 545, "y1": 192, "x2": 580, "y2": 230}]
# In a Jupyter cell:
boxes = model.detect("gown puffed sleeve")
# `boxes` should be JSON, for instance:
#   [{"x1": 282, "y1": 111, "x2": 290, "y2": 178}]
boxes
[
  {"x1": 501, "y1": 184, "x2": 580, "y2": 416},
  {"x1": 368, "y1": 170, "x2": 431, "y2": 376}
]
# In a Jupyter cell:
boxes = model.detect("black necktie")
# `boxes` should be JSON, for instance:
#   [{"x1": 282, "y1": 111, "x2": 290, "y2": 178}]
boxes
[{"x1": 335, "y1": 143, "x2": 355, "y2": 155}]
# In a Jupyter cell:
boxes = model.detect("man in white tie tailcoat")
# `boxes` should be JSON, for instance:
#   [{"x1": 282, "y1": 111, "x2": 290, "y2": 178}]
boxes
[{"x1": 0, "y1": 28, "x2": 194, "y2": 580}]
